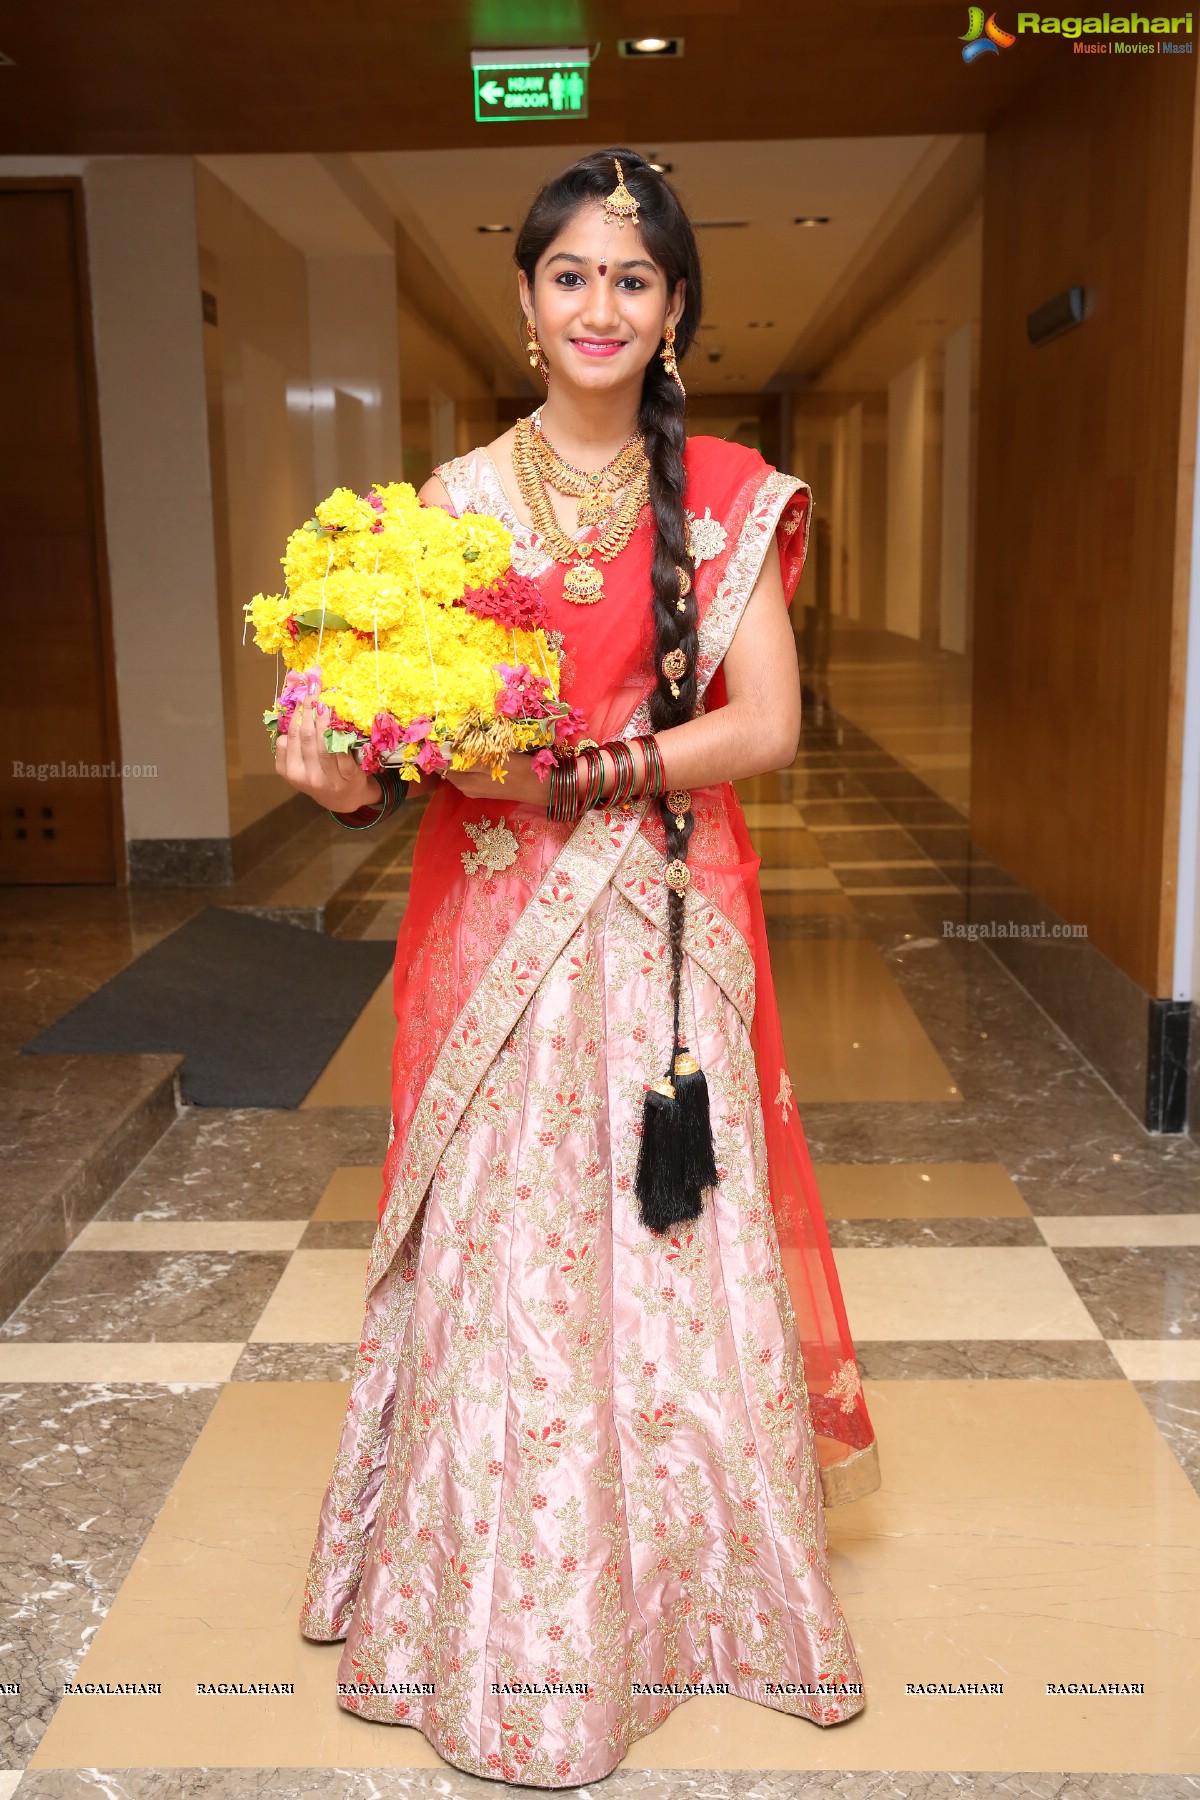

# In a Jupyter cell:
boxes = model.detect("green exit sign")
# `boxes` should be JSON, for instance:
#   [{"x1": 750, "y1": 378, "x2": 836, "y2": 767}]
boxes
[{"x1": 471, "y1": 48, "x2": 590, "y2": 122}]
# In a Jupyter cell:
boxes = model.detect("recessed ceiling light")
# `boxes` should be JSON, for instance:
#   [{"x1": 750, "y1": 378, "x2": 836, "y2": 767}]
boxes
[
  {"x1": 618, "y1": 36, "x2": 684, "y2": 56},
  {"x1": 646, "y1": 160, "x2": 673, "y2": 174},
  {"x1": 476, "y1": 223, "x2": 512, "y2": 234},
  {"x1": 693, "y1": 220, "x2": 749, "y2": 230},
  {"x1": 794, "y1": 215, "x2": 830, "y2": 227}
]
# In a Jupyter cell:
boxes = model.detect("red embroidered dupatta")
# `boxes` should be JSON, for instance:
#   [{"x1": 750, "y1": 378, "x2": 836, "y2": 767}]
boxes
[{"x1": 372, "y1": 434, "x2": 879, "y2": 1505}]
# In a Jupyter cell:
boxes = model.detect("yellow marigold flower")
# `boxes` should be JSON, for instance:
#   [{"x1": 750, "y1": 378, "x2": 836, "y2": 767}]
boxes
[
  {"x1": 249, "y1": 481, "x2": 564, "y2": 765},
  {"x1": 281, "y1": 532, "x2": 336, "y2": 593},
  {"x1": 372, "y1": 481, "x2": 422, "y2": 516},
  {"x1": 315, "y1": 487, "x2": 375, "y2": 534},
  {"x1": 456, "y1": 513, "x2": 513, "y2": 589},
  {"x1": 246, "y1": 593, "x2": 293, "y2": 655}
]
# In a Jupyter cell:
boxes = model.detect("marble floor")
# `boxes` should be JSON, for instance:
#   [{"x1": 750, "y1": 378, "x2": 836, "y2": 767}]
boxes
[{"x1": 3, "y1": 693, "x2": 1200, "y2": 1800}]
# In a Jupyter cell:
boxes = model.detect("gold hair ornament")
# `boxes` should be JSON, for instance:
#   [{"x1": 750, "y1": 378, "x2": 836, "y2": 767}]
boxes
[
  {"x1": 603, "y1": 159, "x2": 641, "y2": 229},
  {"x1": 660, "y1": 646, "x2": 687, "y2": 698},
  {"x1": 666, "y1": 788, "x2": 692, "y2": 831}
]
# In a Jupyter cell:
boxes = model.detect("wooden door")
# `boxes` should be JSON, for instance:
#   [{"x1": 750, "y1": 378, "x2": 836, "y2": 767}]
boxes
[{"x1": 0, "y1": 184, "x2": 120, "y2": 883}]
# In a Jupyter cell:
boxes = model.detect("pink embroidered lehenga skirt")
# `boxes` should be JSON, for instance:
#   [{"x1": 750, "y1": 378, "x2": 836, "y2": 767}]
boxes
[{"x1": 299, "y1": 441, "x2": 876, "y2": 1786}]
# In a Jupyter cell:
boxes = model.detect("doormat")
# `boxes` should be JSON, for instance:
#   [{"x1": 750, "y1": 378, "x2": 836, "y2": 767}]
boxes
[{"x1": 23, "y1": 906, "x2": 393, "y2": 1108}]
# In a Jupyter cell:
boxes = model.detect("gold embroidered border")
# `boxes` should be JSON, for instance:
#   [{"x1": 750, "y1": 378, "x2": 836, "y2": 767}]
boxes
[
  {"x1": 623, "y1": 468, "x2": 807, "y2": 736},
  {"x1": 820, "y1": 1438, "x2": 881, "y2": 1508},
  {"x1": 369, "y1": 468, "x2": 806, "y2": 1294},
  {"x1": 617, "y1": 832, "x2": 756, "y2": 1031},
  {"x1": 367, "y1": 796, "x2": 653, "y2": 1290}
]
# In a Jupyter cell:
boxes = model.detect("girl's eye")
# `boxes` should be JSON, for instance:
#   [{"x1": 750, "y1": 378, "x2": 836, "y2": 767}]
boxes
[
  {"x1": 617, "y1": 277, "x2": 647, "y2": 291},
  {"x1": 555, "y1": 272, "x2": 585, "y2": 288}
]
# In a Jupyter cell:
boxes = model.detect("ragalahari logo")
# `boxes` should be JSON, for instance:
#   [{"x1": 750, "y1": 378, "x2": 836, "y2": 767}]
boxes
[{"x1": 961, "y1": 6, "x2": 1018, "y2": 58}]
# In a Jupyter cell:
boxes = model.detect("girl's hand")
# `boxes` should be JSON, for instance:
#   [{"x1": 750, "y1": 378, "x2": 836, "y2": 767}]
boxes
[
  {"x1": 442, "y1": 751, "x2": 549, "y2": 806},
  {"x1": 274, "y1": 700, "x2": 382, "y2": 812}
]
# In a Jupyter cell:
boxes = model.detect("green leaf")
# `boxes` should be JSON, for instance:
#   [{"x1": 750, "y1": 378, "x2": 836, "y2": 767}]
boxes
[
  {"x1": 462, "y1": 548, "x2": 480, "y2": 562},
  {"x1": 324, "y1": 728, "x2": 359, "y2": 755},
  {"x1": 293, "y1": 607, "x2": 351, "y2": 631}
]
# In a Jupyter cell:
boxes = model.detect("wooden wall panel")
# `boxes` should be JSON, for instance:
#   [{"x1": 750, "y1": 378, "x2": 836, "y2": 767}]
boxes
[
  {"x1": 972, "y1": 59, "x2": 1197, "y2": 997},
  {"x1": 0, "y1": 185, "x2": 120, "y2": 884}
]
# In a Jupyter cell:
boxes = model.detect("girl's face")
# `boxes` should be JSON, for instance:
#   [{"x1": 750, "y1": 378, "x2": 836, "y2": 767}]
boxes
[{"x1": 518, "y1": 199, "x2": 685, "y2": 396}]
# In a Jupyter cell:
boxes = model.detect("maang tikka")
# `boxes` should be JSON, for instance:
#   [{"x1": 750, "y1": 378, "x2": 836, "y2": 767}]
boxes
[{"x1": 602, "y1": 159, "x2": 641, "y2": 229}]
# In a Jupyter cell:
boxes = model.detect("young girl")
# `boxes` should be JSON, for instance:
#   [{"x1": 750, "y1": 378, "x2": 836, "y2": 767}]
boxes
[{"x1": 278, "y1": 148, "x2": 877, "y2": 1789}]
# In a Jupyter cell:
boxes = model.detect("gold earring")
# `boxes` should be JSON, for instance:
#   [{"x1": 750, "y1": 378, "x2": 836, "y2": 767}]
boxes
[
  {"x1": 525, "y1": 318, "x2": 549, "y2": 383},
  {"x1": 660, "y1": 322, "x2": 685, "y2": 397}
]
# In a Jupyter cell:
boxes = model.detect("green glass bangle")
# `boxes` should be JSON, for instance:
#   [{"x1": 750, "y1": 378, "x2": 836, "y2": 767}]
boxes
[{"x1": 329, "y1": 766, "x2": 408, "y2": 831}]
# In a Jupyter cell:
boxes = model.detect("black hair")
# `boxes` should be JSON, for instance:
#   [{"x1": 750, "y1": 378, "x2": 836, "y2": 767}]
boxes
[{"x1": 514, "y1": 150, "x2": 705, "y2": 1112}]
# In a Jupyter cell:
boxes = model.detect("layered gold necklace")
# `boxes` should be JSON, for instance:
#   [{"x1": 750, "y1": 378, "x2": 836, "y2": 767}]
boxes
[{"x1": 512, "y1": 410, "x2": 649, "y2": 603}]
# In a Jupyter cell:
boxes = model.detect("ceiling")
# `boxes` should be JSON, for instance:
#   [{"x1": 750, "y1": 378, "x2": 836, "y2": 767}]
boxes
[
  {"x1": 368, "y1": 137, "x2": 939, "y2": 393},
  {"x1": 200, "y1": 136, "x2": 985, "y2": 396},
  {"x1": 815, "y1": 204, "x2": 983, "y2": 396},
  {"x1": 0, "y1": 2, "x2": 1057, "y2": 156}
]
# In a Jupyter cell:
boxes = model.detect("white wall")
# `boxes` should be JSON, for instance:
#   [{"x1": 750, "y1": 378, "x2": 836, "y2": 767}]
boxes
[
  {"x1": 939, "y1": 320, "x2": 975, "y2": 656},
  {"x1": 1175, "y1": 358, "x2": 1200, "y2": 1005},
  {"x1": 195, "y1": 163, "x2": 319, "y2": 840},
  {"x1": 307, "y1": 254, "x2": 403, "y2": 498},
  {"x1": 844, "y1": 402, "x2": 864, "y2": 624},
  {"x1": 86, "y1": 157, "x2": 230, "y2": 844},
  {"x1": 885, "y1": 355, "x2": 927, "y2": 642}
]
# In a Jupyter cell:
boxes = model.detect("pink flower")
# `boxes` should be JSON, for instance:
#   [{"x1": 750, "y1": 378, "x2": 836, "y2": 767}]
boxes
[
  {"x1": 288, "y1": 667, "x2": 324, "y2": 700},
  {"x1": 553, "y1": 703, "x2": 591, "y2": 748},
  {"x1": 370, "y1": 713, "x2": 402, "y2": 756},
  {"x1": 367, "y1": 491, "x2": 385, "y2": 512},
  {"x1": 401, "y1": 714, "x2": 434, "y2": 744},
  {"x1": 416, "y1": 737, "x2": 449, "y2": 774},
  {"x1": 531, "y1": 747, "x2": 556, "y2": 783},
  {"x1": 493, "y1": 661, "x2": 532, "y2": 719},
  {"x1": 494, "y1": 661, "x2": 556, "y2": 721},
  {"x1": 274, "y1": 666, "x2": 324, "y2": 733}
]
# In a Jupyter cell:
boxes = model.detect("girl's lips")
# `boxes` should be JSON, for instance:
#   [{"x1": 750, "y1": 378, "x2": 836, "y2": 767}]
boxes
[{"x1": 570, "y1": 339, "x2": 627, "y2": 358}]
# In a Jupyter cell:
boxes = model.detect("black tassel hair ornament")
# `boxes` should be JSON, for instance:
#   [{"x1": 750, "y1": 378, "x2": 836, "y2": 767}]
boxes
[{"x1": 634, "y1": 822, "x2": 721, "y2": 1234}]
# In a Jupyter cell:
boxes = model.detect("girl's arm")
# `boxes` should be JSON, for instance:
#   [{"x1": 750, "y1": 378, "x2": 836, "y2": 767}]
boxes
[{"x1": 652, "y1": 543, "x2": 801, "y2": 789}]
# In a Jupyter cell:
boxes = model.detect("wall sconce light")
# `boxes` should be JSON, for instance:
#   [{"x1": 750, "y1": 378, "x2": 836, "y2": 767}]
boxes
[{"x1": 1027, "y1": 286, "x2": 1089, "y2": 346}]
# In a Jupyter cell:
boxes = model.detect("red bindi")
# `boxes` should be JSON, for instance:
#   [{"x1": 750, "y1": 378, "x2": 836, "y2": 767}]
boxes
[{"x1": 598, "y1": 260, "x2": 607, "y2": 276}]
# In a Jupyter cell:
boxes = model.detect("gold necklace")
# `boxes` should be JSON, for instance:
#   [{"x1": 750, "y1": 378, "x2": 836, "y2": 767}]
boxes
[
  {"x1": 512, "y1": 413, "x2": 649, "y2": 603},
  {"x1": 529, "y1": 409, "x2": 648, "y2": 525}
]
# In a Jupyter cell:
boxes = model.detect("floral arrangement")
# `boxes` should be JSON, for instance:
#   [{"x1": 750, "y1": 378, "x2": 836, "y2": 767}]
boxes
[{"x1": 243, "y1": 482, "x2": 583, "y2": 781}]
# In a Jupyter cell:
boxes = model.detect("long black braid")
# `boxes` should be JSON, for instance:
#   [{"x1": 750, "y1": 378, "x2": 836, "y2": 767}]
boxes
[{"x1": 515, "y1": 151, "x2": 716, "y2": 1229}]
